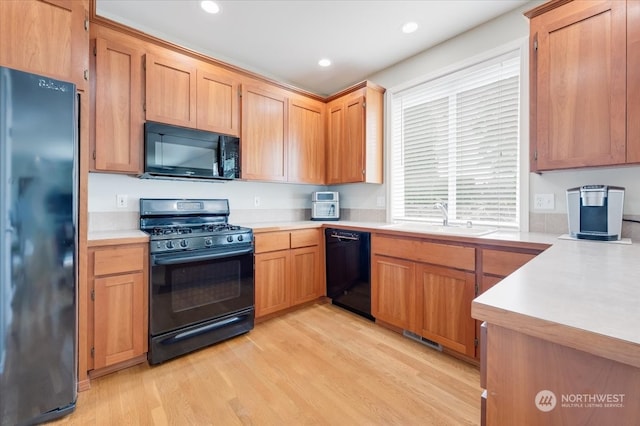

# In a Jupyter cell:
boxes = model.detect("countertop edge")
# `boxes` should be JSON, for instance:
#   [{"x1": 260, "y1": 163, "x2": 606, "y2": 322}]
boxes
[
  {"x1": 87, "y1": 230, "x2": 149, "y2": 246},
  {"x1": 472, "y1": 300, "x2": 640, "y2": 369}
]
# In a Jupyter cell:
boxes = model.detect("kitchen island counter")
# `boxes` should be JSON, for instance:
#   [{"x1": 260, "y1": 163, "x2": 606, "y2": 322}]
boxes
[{"x1": 472, "y1": 237, "x2": 640, "y2": 369}]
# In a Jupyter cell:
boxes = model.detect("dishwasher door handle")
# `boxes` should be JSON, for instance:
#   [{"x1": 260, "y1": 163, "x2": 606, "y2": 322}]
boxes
[{"x1": 329, "y1": 234, "x2": 358, "y2": 241}]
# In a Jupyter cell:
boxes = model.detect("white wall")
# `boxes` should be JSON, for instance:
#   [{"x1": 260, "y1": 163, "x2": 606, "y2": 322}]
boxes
[
  {"x1": 354, "y1": 0, "x2": 640, "y2": 217},
  {"x1": 90, "y1": 0, "x2": 640, "y2": 218},
  {"x1": 530, "y1": 167, "x2": 640, "y2": 215},
  {"x1": 88, "y1": 173, "x2": 325, "y2": 212}
]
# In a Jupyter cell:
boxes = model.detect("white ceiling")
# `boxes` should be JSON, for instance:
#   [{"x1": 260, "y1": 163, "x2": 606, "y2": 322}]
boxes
[{"x1": 96, "y1": 0, "x2": 529, "y2": 96}]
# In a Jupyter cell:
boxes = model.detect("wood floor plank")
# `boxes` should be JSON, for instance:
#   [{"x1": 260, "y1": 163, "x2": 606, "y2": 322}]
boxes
[{"x1": 53, "y1": 304, "x2": 481, "y2": 425}]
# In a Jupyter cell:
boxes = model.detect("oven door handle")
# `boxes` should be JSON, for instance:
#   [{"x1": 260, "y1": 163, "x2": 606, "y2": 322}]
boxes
[{"x1": 152, "y1": 247, "x2": 254, "y2": 265}]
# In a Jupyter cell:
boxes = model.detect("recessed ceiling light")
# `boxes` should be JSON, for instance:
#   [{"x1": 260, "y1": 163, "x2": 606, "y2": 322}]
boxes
[
  {"x1": 201, "y1": 1, "x2": 220, "y2": 14},
  {"x1": 318, "y1": 58, "x2": 331, "y2": 67},
  {"x1": 402, "y1": 22, "x2": 418, "y2": 34}
]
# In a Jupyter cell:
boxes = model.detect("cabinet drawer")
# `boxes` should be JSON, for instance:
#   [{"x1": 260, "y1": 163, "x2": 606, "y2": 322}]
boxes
[
  {"x1": 93, "y1": 246, "x2": 145, "y2": 276},
  {"x1": 372, "y1": 235, "x2": 475, "y2": 271},
  {"x1": 290, "y1": 229, "x2": 319, "y2": 249},
  {"x1": 255, "y1": 231, "x2": 290, "y2": 253},
  {"x1": 482, "y1": 250, "x2": 537, "y2": 277}
]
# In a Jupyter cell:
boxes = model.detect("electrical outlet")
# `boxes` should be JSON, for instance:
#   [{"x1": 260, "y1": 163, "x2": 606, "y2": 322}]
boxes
[
  {"x1": 116, "y1": 194, "x2": 128, "y2": 208},
  {"x1": 254, "y1": 196, "x2": 261, "y2": 207},
  {"x1": 534, "y1": 193, "x2": 554, "y2": 210}
]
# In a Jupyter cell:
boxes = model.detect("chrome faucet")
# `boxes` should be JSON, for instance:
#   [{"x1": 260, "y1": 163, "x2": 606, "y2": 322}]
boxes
[{"x1": 434, "y1": 202, "x2": 448, "y2": 226}]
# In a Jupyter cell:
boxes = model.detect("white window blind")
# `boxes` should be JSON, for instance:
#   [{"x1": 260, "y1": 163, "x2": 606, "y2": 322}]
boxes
[{"x1": 390, "y1": 49, "x2": 521, "y2": 228}]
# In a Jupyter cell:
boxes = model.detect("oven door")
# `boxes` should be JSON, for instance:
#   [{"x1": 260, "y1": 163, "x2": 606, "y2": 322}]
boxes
[{"x1": 149, "y1": 245, "x2": 254, "y2": 337}]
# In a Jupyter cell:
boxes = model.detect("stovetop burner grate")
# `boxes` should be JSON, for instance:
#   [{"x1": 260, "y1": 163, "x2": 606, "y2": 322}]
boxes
[{"x1": 140, "y1": 198, "x2": 253, "y2": 253}]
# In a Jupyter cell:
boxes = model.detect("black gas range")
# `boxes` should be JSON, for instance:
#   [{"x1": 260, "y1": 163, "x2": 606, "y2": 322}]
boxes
[
  {"x1": 141, "y1": 199, "x2": 253, "y2": 254},
  {"x1": 140, "y1": 199, "x2": 255, "y2": 364}
]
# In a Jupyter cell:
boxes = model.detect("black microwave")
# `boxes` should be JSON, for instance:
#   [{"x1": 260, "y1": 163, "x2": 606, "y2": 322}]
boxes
[{"x1": 141, "y1": 121, "x2": 240, "y2": 181}]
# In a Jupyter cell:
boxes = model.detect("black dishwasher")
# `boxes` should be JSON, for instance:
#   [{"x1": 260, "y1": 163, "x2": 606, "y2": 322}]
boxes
[{"x1": 325, "y1": 228, "x2": 373, "y2": 320}]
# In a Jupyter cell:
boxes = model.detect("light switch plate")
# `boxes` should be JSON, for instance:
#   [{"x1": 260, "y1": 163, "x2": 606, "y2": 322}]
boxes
[
  {"x1": 116, "y1": 194, "x2": 128, "y2": 208},
  {"x1": 534, "y1": 193, "x2": 554, "y2": 210}
]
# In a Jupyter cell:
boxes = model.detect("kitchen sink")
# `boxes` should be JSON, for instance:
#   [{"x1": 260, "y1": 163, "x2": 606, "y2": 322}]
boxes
[{"x1": 379, "y1": 222, "x2": 497, "y2": 236}]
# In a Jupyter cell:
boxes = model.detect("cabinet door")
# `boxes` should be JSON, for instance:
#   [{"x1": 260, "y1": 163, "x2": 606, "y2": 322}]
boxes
[
  {"x1": 241, "y1": 85, "x2": 287, "y2": 181},
  {"x1": 93, "y1": 37, "x2": 143, "y2": 173},
  {"x1": 0, "y1": 0, "x2": 88, "y2": 88},
  {"x1": 255, "y1": 250, "x2": 291, "y2": 318},
  {"x1": 533, "y1": 0, "x2": 626, "y2": 170},
  {"x1": 628, "y1": 0, "x2": 640, "y2": 163},
  {"x1": 325, "y1": 102, "x2": 344, "y2": 184},
  {"x1": 371, "y1": 255, "x2": 416, "y2": 331},
  {"x1": 482, "y1": 249, "x2": 537, "y2": 277},
  {"x1": 290, "y1": 245, "x2": 323, "y2": 305},
  {"x1": 93, "y1": 271, "x2": 146, "y2": 369},
  {"x1": 288, "y1": 98, "x2": 325, "y2": 184},
  {"x1": 196, "y1": 68, "x2": 240, "y2": 136},
  {"x1": 145, "y1": 52, "x2": 197, "y2": 127},
  {"x1": 342, "y1": 95, "x2": 366, "y2": 182},
  {"x1": 417, "y1": 263, "x2": 476, "y2": 357}
]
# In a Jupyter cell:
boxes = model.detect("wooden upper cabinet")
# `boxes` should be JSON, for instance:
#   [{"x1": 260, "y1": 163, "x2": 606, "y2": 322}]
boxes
[
  {"x1": 241, "y1": 84, "x2": 288, "y2": 181},
  {"x1": 529, "y1": 0, "x2": 627, "y2": 171},
  {"x1": 325, "y1": 83, "x2": 384, "y2": 184},
  {"x1": 145, "y1": 52, "x2": 197, "y2": 128},
  {"x1": 343, "y1": 96, "x2": 366, "y2": 183},
  {"x1": 196, "y1": 67, "x2": 240, "y2": 136},
  {"x1": 288, "y1": 97, "x2": 325, "y2": 184},
  {"x1": 628, "y1": 0, "x2": 640, "y2": 163},
  {"x1": 326, "y1": 103, "x2": 344, "y2": 184},
  {"x1": 0, "y1": 0, "x2": 89, "y2": 89},
  {"x1": 93, "y1": 37, "x2": 143, "y2": 173}
]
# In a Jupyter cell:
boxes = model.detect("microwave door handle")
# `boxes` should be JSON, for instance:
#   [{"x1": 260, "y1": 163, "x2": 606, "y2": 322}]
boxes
[{"x1": 216, "y1": 139, "x2": 223, "y2": 176}]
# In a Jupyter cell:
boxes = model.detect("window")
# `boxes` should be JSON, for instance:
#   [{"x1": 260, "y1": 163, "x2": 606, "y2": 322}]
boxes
[{"x1": 390, "y1": 49, "x2": 522, "y2": 229}]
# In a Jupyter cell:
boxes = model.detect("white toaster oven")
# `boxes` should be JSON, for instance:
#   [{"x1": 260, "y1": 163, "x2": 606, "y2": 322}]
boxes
[{"x1": 311, "y1": 191, "x2": 339, "y2": 220}]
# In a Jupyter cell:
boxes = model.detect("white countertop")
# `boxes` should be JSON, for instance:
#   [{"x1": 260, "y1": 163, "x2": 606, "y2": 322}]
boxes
[
  {"x1": 472, "y1": 237, "x2": 640, "y2": 368},
  {"x1": 88, "y1": 220, "x2": 639, "y2": 367}
]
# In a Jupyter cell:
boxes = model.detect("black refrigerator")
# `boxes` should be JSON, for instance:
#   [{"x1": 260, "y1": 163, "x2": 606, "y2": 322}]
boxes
[{"x1": 0, "y1": 67, "x2": 77, "y2": 424}]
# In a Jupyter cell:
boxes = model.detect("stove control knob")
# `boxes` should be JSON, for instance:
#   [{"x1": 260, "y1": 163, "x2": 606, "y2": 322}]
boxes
[
  {"x1": 227, "y1": 235, "x2": 234, "y2": 243},
  {"x1": 180, "y1": 239, "x2": 188, "y2": 248},
  {"x1": 165, "y1": 240, "x2": 174, "y2": 249},
  {"x1": 238, "y1": 235, "x2": 244, "y2": 242},
  {"x1": 204, "y1": 238, "x2": 212, "y2": 246}
]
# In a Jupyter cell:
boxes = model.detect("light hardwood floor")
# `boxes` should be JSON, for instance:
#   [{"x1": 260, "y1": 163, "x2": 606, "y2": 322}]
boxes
[{"x1": 54, "y1": 304, "x2": 481, "y2": 425}]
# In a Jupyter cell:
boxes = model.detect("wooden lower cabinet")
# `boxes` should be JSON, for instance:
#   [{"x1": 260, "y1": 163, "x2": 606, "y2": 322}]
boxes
[
  {"x1": 371, "y1": 255, "x2": 416, "y2": 331},
  {"x1": 87, "y1": 243, "x2": 148, "y2": 373},
  {"x1": 290, "y1": 245, "x2": 323, "y2": 305},
  {"x1": 371, "y1": 233, "x2": 549, "y2": 360},
  {"x1": 417, "y1": 264, "x2": 476, "y2": 357},
  {"x1": 254, "y1": 229, "x2": 323, "y2": 318},
  {"x1": 483, "y1": 324, "x2": 640, "y2": 425},
  {"x1": 93, "y1": 271, "x2": 145, "y2": 369},
  {"x1": 476, "y1": 248, "x2": 542, "y2": 358},
  {"x1": 371, "y1": 234, "x2": 476, "y2": 356},
  {"x1": 255, "y1": 250, "x2": 291, "y2": 317}
]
